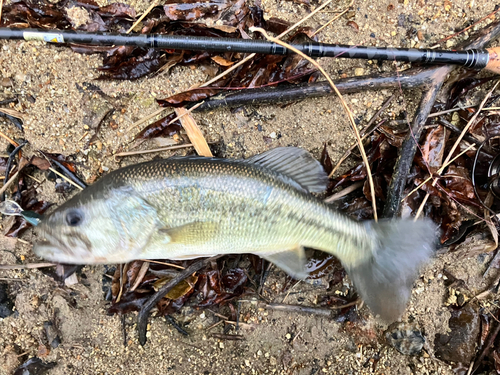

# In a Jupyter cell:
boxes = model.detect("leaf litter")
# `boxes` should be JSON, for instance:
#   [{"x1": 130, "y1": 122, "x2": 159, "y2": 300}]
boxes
[{"x1": 1, "y1": 0, "x2": 500, "y2": 372}]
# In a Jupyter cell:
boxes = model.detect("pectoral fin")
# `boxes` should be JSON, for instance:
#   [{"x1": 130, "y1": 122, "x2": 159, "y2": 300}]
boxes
[
  {"x1": 260, "y1": 246, "x2": 308, "y2": 280},
  {"x1": 105, "y1": 186, "x2": 159, "y2": 254},
  {"x1": 159, "y1": 221, "x2": 220, "y2": 245}
]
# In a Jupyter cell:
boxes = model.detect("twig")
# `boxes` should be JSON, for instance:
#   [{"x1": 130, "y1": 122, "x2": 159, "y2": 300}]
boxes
[
  {"x1": 211, "y1": 333, "x2": 245, "y2": 340},
  {"x1": 141, "y1": 259, "x2": 185, "y2": 269},
  {"x1": 48, "y1": 167, "x2": 84, "y2": 191},
  {"x1": 138, "y1": 256, "x2": 220, "y2": 346},
  {"x1": 190, "y1": 66, "x2": 447, "y2": 114},
  {"x1": 0, "y1": 0, "x2": 4, "y2": 25},
  {"x1": 126, "y1": 1, "x2": 158, "y2": 34},
  {"x1": 312, "y1": 0, "x2": 354, "y2": 36},
  {"x1": 384, "y1": 72, "x2": 448, "y2": 218},
  {"x1": 250, "y1": 27, "x2": 379, "y2": 222},
  {"x1": 0, "y1": 130, "x2": 18, "y2": 147},
  {"x1": 115, "y1": 143, "x2": 197, "y2": 157},
  {"x1": 0, "y1": 110, "x2": 23, "y2": 131},
  {"x1": 0, "y1": 263, "x2": 56, "y2": 269},
  {"x1": 206, "y1": 309, "x2": 229, "y2": 320},
  {"x1": 2, "y1": 140, "x2": 27, "y2": 200},
  {"x1": 325, "y1": 181, "x2": 364, "y2": 203},
  {"x1": 127, "y1": 108, "x2": 167, "y2": 132},
  {"x1": 165, "y1": 315, "x2": 189, "y2": 336},
  {"x1": 262, "y1": 301, "x2": 359, "y2": 316},
  {"x1": 438, "y1": 117, "x2": 484, "y2": 148},
  {"x1": 206, "y1": 320, "x2": 224, "y2": 331},
  {"x1": 0, "y1": 170, "x2": 19, "y2": 197},
  {"x1": 428, "y1": 105, "x2": 476, "y2": 118},
  {"x1": 39, "y1": 151, "x2": 87, "y2": 189},
  {"x1": 199, "y1": 0, "x2": 334, "y2": 88}
]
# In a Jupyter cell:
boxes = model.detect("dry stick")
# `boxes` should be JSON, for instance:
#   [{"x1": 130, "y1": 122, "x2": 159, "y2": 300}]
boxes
[
  {"x1": 263, "y1": 301, "x2": 359, "y2": 316},
  {"x1": 0, "y1": 263, "x2": 56, "y2": 270},
  {"x1": 324, "y1": 180, "x2": 364, "y2": 203},
  {"x1": 0, "y1": 130, "x2": 18, "y2": 147},
  {"x1": 428, "y1": 105, "x2": 476, "y2": 118},
  {"x1": 250, "y1": 27, "x2": 379, "y2": 222},
  {"x1": 0, "y1": 170, "x2": 19, "y2": 196},
  {"x1": 126, "y1": 107, "x2": 166, "y2": 133},
  {"x1": 199, "y1": 0, "x2": 335, "y2": 88},
  {"x1": 382, "y1": 20, "x2": 500, "y2": 218},
  {"x1": 48, "y1": 167, "x2": 84, "y2": 191},
  {"x1": 438, "y1": 117, "x2": 484, "y2": 148},
  {"x1": 115, "y1": 143, "x2": 196, "y2": 157},
  {"x1": 191, "y1": 67, "x2": 445, "y2": 112},
  {"x1": 126, "y1": 1, "x2": 159, "y2": 34},
  {"x1": 312, "y1": 0, "x2": 354, "y2": 36},
  {"x1": 384, "y1": 73, "x2": 448, "y2": 218},
  {"x1": 141, "y1": 259, "x2": 185, "y2": 269},
  {"x1": 414, "y1": 81, "x2": 499, "y2": 220},
  {"x1": 138, "y1": 256, "x2": 221, "y2": 345},
  {"x1": 329, "y1": 93, "x2": 395, "y2": 178}
]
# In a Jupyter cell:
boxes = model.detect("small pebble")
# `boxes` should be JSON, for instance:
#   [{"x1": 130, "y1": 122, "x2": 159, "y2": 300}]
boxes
[{"x1": 354, "y1": 68, "x2": 365, "y2": 76}]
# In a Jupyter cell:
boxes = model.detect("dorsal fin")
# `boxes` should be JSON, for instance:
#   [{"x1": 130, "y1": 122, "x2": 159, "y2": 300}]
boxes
[{"x1": 246, "y1": 147, "x2": 329, "y2": 193}]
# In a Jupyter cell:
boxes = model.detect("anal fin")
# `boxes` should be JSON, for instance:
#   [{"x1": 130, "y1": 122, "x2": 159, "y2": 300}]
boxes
[{"x1": 260, "y1": 246, "x2": 308, "y2": 280}]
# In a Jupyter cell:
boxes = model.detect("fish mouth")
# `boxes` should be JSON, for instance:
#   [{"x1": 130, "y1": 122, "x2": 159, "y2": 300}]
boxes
[{"x1": 33, "y1": 226, "x2": 92, "y2": 264}]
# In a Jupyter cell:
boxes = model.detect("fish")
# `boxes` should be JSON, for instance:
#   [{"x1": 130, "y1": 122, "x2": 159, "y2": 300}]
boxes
[{"x1": 33, "y1": 147, "x2": 436, "y2": 321}]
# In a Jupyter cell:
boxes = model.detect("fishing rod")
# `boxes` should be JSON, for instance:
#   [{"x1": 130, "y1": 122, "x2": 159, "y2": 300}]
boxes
[{"x1": 1, "y1": 28, "x2": 499, "y2": 74}]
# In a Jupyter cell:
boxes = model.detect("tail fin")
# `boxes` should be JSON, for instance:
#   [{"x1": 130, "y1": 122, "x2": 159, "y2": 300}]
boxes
[{"x1": 346, "y1": 219, "x2": 437, "y2": 322}]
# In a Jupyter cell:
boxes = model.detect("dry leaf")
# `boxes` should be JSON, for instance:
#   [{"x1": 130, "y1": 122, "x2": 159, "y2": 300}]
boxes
[
  {"x1": 211, "y1": 56, "x2": 235, "y2": 66},
  {"x1": 211, "y1": 24, "x2": 238, "y2": 33},
  {"x1": 174, "y1": 107, "x2": 213, "y2": 157},
  {"x1": 153, "y1": 274, "x2": 199, "y2": 300}
]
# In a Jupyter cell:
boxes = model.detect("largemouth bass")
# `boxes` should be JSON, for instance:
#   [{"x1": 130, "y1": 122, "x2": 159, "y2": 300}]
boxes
[{"x1": 34, "y1": 147, "x2": 436, "y2": 321}]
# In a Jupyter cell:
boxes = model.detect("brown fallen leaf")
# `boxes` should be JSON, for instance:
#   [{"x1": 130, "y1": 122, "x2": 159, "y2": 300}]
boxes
[
  {"x1": 30, "y1": 156, "x2": 51, "y2": 171},
  {"x1": 211, "y1": 55, "x2": 235, "y2": 66},
  {"x1": 174, "y1": 107, "x2": 213, "y2": 157},
  {"x1": 153, "y1": 274, "x2": 199, "y2": 300},
  {"x1": 347, "y1": 20, "x2": 359, "y2": 32}
]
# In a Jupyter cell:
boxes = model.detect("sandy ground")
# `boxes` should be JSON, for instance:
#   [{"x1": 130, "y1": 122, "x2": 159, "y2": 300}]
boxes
[{"x1": 1, "y1": 0, "x2": 499, "y2": 373}]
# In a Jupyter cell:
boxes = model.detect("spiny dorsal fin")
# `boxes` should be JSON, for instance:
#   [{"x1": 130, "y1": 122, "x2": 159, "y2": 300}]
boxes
[{"x1": 246, "y1": 147, "x2": 328, "y2": 193}]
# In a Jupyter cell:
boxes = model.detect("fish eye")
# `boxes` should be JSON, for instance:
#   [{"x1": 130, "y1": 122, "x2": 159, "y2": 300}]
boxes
[{"x1": 65, "y1": 209, "x2": 84, "y2": 227}]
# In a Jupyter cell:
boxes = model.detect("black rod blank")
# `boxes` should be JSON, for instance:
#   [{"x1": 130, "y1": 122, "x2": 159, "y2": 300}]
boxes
[{"x1": 0, "y1": 27, "x2": 491, "y2": 70}]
